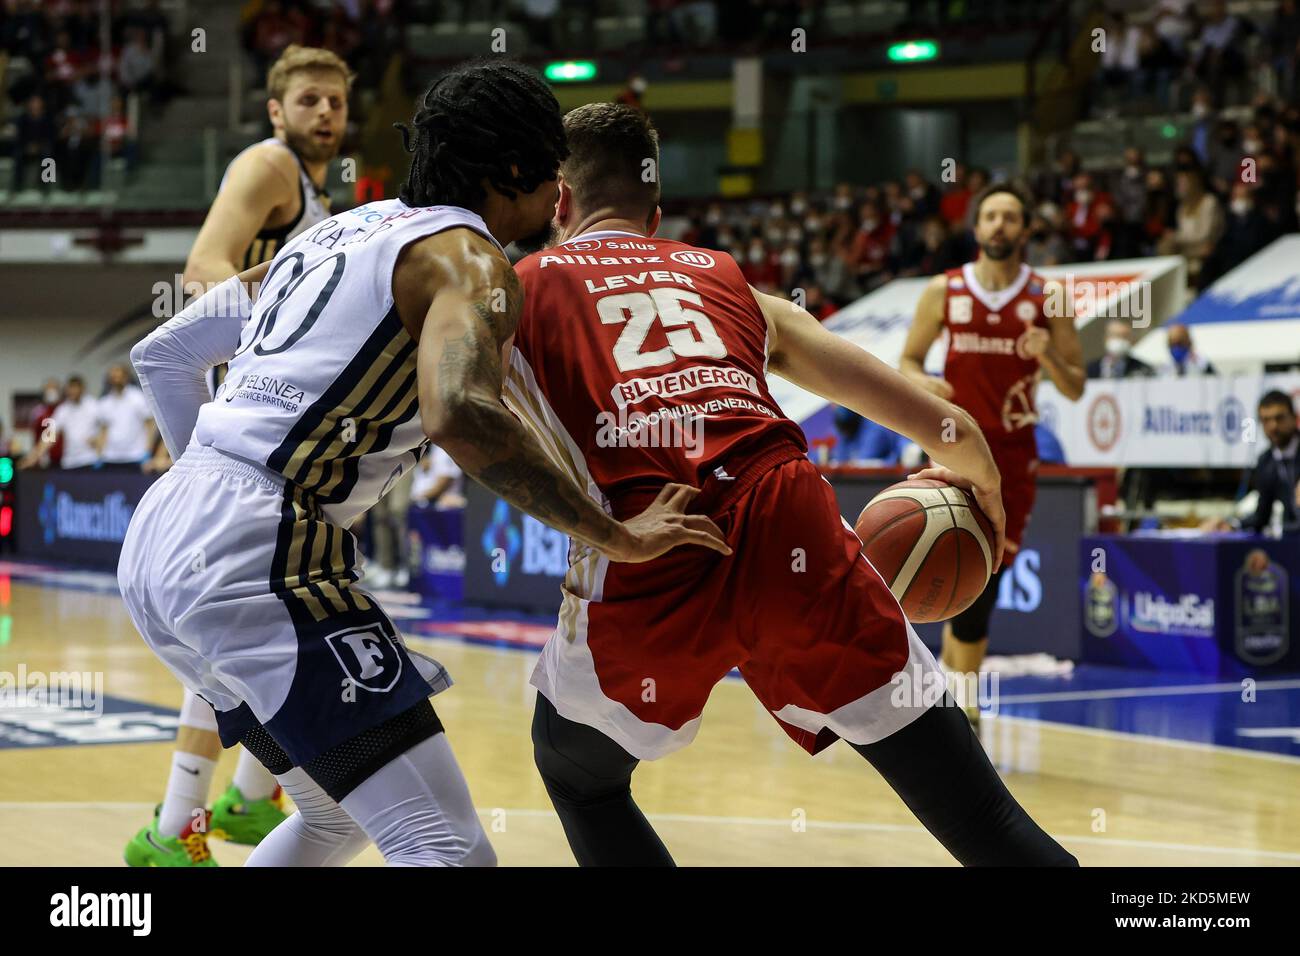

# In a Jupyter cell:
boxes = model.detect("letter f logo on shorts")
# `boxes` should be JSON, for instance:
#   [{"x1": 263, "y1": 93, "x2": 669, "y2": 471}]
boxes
[{"x1": 324, "y1": 622, "x2": 403, "y2": 692}]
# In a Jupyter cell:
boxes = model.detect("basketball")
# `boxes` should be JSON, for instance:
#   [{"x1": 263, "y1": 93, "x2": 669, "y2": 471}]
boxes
[{"x1": 854, "y1": 479, "x2": 995, "y2": 623}]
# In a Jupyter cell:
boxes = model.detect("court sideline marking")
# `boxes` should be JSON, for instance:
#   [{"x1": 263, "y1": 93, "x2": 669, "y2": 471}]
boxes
[{"x1": 1, "y1": 802, "x2": 1296, "y2": 861}]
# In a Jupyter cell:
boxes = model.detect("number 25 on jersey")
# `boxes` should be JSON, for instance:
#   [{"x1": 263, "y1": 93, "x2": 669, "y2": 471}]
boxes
[{"x1": 597, "y1": 288, "x2": 727, "y2": 373}]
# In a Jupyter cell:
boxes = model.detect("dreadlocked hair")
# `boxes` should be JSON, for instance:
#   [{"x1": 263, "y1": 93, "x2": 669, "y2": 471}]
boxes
[{"x1": 395, "y1": 59, "x2": 568, "y2": 210}]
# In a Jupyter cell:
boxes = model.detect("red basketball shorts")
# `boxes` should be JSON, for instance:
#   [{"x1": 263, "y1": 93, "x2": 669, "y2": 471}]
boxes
[
  {"x1": 530, "y1": 446, "x2": 943, "y2": 760},
  {"x1": 987, "y1": 433, "x2": 1038, "y2": 554}
]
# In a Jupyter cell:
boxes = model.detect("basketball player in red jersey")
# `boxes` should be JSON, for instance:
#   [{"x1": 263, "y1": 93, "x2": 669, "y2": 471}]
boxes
[
  {"x1": 900, "y1": 186, "x2": 1084, "y2": 720},
  {"x1": 508, "y1": 104, "x2": 1076, "y2": 866}
]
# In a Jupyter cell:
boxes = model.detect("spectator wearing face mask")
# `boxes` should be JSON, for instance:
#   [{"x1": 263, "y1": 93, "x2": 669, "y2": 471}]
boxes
[
  {"x1": 1159, "y1": 167, "x2": 1224, "y2": 281},
  {"x1": 1189, "y1": 88, "x2": 1218, "y2": 167},
  {"x1": 777, "y1": 241, "x2": 802, "y2": 291},
  {"x1": 19, "y1": 375, "x2": 103, "y2": 471},
  {"x1": 902, "y1": 169, "x2": 939, "y2": 218},
  {"x1": 1251, "y1": 148, "x2": 1300, "y2": 236},
  {"x1": 740, "y1": 238, "x2": 780, "y2": 291},
  {"x1": 1113, "y1": 149, "x2": 1148, "y2": 222},
  {"x1": 1200, "y1": 182, "x2": 1272, "y2": 286},
  {"x1": 27, "y1": 377, "x2": 65, "y2": 468},
  {"x1": 1087, "y1": 320, "x2": 1155, "y2": 380},
  {"x1": 804, "y1": 236, "x2": 854, "y2": 304},
  {"x1": 1024, "y1": 209, "x2": 1070, "y2": 267},
  {"x1": 1064, "y1": 172, "x2": 1113, "y2": 258},
  {"x1": 1159, "y1": 323, "x2": 1216, "y2": 377},
  {"x1": 849, "y1": 200, "x2": 894, "y2": 291}
]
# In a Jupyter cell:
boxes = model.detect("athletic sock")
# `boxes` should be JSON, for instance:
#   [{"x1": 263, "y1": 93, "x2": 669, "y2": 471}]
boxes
[
  {"x1": 158, "y1": 691, "x2": 221, "y2": 837},
  {"x1": 159, "y1": 752, "x2": 217, "y2": 838}
]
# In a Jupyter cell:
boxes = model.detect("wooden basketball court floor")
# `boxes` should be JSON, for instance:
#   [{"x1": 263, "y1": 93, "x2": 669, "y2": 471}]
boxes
[{"x1": 1, "y1": 563, "x2": 1298, "y2": 867}]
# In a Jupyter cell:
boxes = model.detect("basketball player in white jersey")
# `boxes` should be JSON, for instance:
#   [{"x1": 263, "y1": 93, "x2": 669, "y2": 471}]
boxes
[
  {"x1": 125, "y1": 45, "x2": 350, "y2": 866},
  {"x1": 119, "y1": 60, "x2": 726, "y2": 867}
]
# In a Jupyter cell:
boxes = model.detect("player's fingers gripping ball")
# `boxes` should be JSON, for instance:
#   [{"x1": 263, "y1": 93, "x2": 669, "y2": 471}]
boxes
[{"x1": 854, "y1": 479, "x2": 996, "y2": 623}]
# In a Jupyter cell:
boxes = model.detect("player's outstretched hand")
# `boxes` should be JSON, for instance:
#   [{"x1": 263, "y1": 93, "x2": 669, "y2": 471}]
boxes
[
  {"x1": 908, "y1": 466, "x2": 1006, "y2": 572},
  {"x1": 609, "y1": 483, "x2": 733, "y2": 563}
]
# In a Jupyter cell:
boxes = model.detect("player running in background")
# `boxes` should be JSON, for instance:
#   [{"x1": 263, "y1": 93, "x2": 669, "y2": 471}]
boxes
[
  {"x1": 125, "y1": 45, "x2": 352, "y2": 866},
  {"x1": 900, "y1": 186, "x2": 1084, "y2": 722},
  {"x1": 508, "y1": 103, "x2": 1077, "y2": 866},
  {"x1": 120, "y1": 60, "x2": 723, "y2": 867}
]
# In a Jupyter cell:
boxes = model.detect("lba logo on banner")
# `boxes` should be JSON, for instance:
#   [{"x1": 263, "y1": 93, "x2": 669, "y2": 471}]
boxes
[{"x1": 1235, "y1": 551, "x2": 1289, "y2": 666}]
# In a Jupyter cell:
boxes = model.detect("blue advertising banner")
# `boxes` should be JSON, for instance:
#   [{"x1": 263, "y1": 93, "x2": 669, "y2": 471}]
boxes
[
  {"x1": 14, "y1": 470, "x2": 157, "y2": 568},
  {"x1": 463, "y1": 473, "x2": 1094, "y2": 660},
  {"x1": 1081, "y1": 534, "x2": 1300, "y2": 675},
  {"x1": 462, "y1": 487, "x2": 571, "y2": 612},
  {"x1": 408, "y1": 506, "x2": 464, "y2": 601}
]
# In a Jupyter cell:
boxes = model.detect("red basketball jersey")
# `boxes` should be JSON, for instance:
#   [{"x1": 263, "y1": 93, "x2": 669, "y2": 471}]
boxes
[
  {"x1": 942, "y1": 262, "x2": 1049, "y2": 440},
  {"x1": 509, "y1": 230, "x2": 806, "y2": 502}
]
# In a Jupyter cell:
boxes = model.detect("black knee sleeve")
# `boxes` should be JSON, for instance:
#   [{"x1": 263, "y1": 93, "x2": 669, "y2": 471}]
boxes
[
  {"x1": 853, "y1": 693, "x2": 1077, "y2": 866},
  {"x1": 949, "y1": 567, "x2": 1005, "y2": 642},
  {"x1": 530, "y1": 694, "x2": 673, "y2": 866},
  {"x1": 531, "y1": 693, "x2": 637, "y2": 807}
]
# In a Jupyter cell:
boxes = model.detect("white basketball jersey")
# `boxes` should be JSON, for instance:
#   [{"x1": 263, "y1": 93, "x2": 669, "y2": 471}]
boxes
[
  {"x1": 221, "y1": 137, "x2": 333, "y2": 269},
  {"x1": 193, "y1": 199, "x2": 502, "y2": 526}
]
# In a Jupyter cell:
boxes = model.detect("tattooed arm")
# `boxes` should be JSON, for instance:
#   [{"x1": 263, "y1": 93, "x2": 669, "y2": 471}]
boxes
[{"x1": 393, "y1": 228, "x2": 729, "y2": 563}]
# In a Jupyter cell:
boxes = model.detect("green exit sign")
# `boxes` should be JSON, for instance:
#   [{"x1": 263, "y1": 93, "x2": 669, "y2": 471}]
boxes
[
  {"x1": 887, "y1": 40, "x2": 939, "y2": 63},
  {"x1": 544, "y1": 61, "x2": 597, "y2": 83}
]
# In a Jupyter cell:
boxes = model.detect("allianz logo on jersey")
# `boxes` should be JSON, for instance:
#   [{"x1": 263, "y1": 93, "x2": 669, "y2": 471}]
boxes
[
  {"x1": 38, "y1": 484, "x2": 134, "y2": 546},
  {"x1": 482, "y1": 500, "x2": 567, "y2": 585},
  {"x1": 1129, "y1": 591, "x2": 1216, "y2": 637}
]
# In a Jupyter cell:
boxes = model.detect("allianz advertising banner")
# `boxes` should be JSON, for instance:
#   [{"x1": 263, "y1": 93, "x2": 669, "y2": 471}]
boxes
[
  {"x1": 1038, "y1": 372, "x2": 1300, "y2": 468},
  {"x1": 15, "y1": 470, "x2": 158, "y2": 568}
]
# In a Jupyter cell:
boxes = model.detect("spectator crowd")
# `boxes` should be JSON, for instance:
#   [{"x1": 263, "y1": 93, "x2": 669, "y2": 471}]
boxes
[
  {"x1": 2, "y1": 0, "x2": 175, "y2": 192},
  {"x1": 676, "y1": 84, "x2": 1299, "y2": 314},
  {"x1": 10, "y1": 366, "x2": 162, "y2": 473}
]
